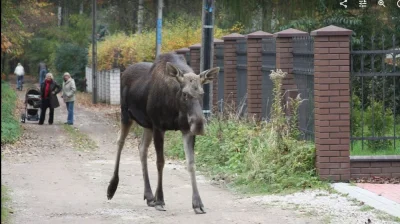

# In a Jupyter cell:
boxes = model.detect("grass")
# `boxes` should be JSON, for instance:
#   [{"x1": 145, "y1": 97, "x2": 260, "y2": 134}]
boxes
[
  {"x1": 350, "y1": 141, "x2": 400, "y2": 155},
  {"x1": 164, "y1": 70, "x2": 328, "y2": 195},
  {"x1": 1, "y1": 81, "x2": 21, "y2": 145},
  {"x1": 63, "y1": 124, "x2": 97, "y2": 151},
  {"x1": 1, "y1": 185, "x2": 11, "y2": 224}
]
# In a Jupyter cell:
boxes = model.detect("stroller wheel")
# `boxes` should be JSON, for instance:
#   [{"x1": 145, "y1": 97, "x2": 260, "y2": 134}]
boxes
[{"x1": 21, "y1": 114, "x2": 26, "y2": 123}]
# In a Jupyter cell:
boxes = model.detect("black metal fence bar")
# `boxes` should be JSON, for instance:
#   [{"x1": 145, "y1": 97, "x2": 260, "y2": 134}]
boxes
[
  {"x1": 261, "y1": 37, "x2": 276, "y2": 120},
  {"x1": 292, "y1": 36, "x2": 315, "y2": 141},
  {"x1": 350, "y1": 34, "x2": 399, "y2": 152},
  {"x1": 215, "y1": 43, "x2": 224, "y2": 112},
  {"x1": 236, "y1": 38, "x2": 247, "y2": 114},
  {"x1": 185, "y1": 51, "x2": 191, "y2": 66}
]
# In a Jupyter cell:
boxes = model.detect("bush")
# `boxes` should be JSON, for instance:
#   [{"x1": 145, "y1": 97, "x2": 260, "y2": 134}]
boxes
[
  {"x1": 351, "y1": 95, "x2": 395, "y2": 151},
  {"x1": 165, "y1": 70, "x2": 323, "y2": 194},
  {"x1": 54, "y1": 43, "x2": 88, "y2": 90},
  {"x1": 90, "y1": 18, "x2": 229, "y2": 71},
  {"x1": 1, "y1": 81, "x2": 21, "y2": 144}
]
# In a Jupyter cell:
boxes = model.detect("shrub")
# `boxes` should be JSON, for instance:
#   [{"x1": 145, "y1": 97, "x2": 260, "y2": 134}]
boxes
[
  {"x1": 54, "y1": 43, "x2": 88, "y2": 90},
  {"x1": 165, "y1": 70, "x2": 323, "y2": 194},
  {"x1": 90, "y1": 18, "x2": 229, "y2": 71},
  {"x1": 351, "y1": 95, "x2": 395, "y2": 151},
  {"x1": 1, "y1": 81, "x2": 21, "y2": 144}
]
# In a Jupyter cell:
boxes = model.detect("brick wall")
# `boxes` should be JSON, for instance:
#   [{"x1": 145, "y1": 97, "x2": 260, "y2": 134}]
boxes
[
  {"x1": 274, "y1": 29, "x2": 307, "y2": 95},
  {"x1": 189, "y1": 43, "x2": 201, "y2": 74},
  {"x1": 311, "y1": 25, "x2": 353, "y2": 181},
  {"x1": 350, "y1": 158, "x2": 400, "y2": 179},
  {"x1": 222, "y1": 33, "x2": 244, "y2": 106},
  {"x1": 246, "y1": 31, "x2": 272, "y2": 119}
]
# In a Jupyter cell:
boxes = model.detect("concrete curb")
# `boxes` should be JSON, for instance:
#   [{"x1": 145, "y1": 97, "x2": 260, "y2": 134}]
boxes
[{"x1": 332, "y1": 183, "x2": 400, "y2": 218}]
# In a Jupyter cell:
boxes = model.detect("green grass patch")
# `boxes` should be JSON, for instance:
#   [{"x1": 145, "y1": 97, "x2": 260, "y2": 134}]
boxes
[
  {"x1": 63, "y1": 124, "x2": 97, "y2": 151},
  {"x1": 351, "y1": 140, "x2": 400, "y2": 155},
  {"x1": 1, "y1": 185, "x2": 11, "y2": 224},
  {"x1": 165, "y1": 119, "x2": 328, "y2": 194},
  {"x1": 165, "y1": 70, "x2": 328, "y2": 194},
  {"x1": 1, "y1": 81, "x2": 21, "y2": 145}
]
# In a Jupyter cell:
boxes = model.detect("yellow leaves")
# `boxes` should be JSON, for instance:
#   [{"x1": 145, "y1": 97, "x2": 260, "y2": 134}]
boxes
[
  {"x1": 1, "y1": 33, "x2": 13, "y2": 53},
  {"x1": 229, "y1": 21, "x2": 245, "y2": 34},
  {"x1": 91, "y1": 21, "x2": 229, "y2": 70}
]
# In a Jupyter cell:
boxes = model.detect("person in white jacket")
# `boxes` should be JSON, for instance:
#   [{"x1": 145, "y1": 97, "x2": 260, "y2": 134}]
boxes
[
  {"x1": 62, "y1": 72, "x2": 76, "y2": 125},
  {"x1": 14, "y1": 63, "x2": 25, "y2": 91}
]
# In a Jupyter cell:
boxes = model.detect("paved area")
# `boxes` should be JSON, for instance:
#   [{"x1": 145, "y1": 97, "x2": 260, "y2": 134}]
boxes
[
  {"x1": 332, "y1": 183, "x2": 400, "y2": 218},
  {"x1": 357, "y1": 183, "x2": 400, "y2": 204}
]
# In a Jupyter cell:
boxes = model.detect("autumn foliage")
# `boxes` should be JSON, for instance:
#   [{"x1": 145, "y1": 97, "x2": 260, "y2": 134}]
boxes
[{"x1": 89, "y1": 18, "x2": 229, "y2": 71}]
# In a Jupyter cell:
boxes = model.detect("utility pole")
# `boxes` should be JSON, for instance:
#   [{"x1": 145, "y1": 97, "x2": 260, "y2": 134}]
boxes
[
  {"x1": 92, "y1": 0, "x2": 97, "y2": 104},
  {"x1": 200, "y1": 0, "x2": 215, "y2": 116},
  {"x1": 156, "y1": 0, "x2": 163, "y2": 57}
]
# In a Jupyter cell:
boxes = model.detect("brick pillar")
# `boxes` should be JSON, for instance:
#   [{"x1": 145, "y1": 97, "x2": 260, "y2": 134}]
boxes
[
  {"x1": 311, "y1": 25, "x2": 352, "y2": 181},
  {"x1": 222, "y1": 33, "x2": 245, "y2": 106},
  {"x1": 246, "y1": 31, "x2": 273, "y2": 119},
  {"x1": 175, "y1": 47, "x2": 190, "y2": 64},
  {"x1": 213, "y1": 38, "x2": 223, "y2": 110},
  {"x1": 189, "y1": 43, "x2": 201, "y2": 74},
  {"x1": 273, "y1": 28, "x2": 308, "y2": 99}
]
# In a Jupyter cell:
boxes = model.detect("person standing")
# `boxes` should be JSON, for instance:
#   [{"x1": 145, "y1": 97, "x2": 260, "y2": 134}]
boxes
[
  {"x1": 14, "y1": 63, "x2": 25, "y2": 91},
  {"x1": 38, "y1": 61, "x2": 47, "y2": 85},
  {"x1": 39, "y1": 73, "x2": 61, "y2": 125},
  {"x1": 62, "y1": 72, "x2": 76, "y2": 125}
]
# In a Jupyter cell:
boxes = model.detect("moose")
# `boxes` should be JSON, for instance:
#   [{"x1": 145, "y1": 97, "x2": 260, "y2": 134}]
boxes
[{"x1": 107, "y1": 53, "x2": 220, "y2": 214}]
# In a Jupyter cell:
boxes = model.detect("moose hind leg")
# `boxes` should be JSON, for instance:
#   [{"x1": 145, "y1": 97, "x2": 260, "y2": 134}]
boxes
[
  {"x1": 107, "y1": 119, "x2": 133, "y2": 200},
  {"x1": 153, "y1": 129, "x2": 166, "y2": 211},
  {"x1": 183, "y1": 133, "x2": 205, "y2": 214},
  {"x1": 139, "y1": 128, "x2": 155, "y2": 207}
]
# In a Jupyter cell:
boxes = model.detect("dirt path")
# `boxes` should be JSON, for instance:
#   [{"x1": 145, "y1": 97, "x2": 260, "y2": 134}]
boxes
[{"x1": 2, "y1": 78, "x2": 322, "y2": 224}]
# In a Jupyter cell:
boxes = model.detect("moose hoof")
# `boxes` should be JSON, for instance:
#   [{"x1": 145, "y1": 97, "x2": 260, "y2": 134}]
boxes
[
  {"x1": 193, "y1": 207, "x2": 206, "y2": 214},
  {"x1": 146, "y1": 199, "x2": 156, "y2": 207},
  {"x1": 107, "y1": 176, "x2": 119, "y2": 200},
  {"x1": 155, "y1": 204, "x2": 166, "y2": 211}
]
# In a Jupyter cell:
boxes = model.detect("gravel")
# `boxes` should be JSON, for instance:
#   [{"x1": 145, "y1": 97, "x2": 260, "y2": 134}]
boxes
[{"x1": 240, "y1": 189, "x2": 400, "y2": 224}]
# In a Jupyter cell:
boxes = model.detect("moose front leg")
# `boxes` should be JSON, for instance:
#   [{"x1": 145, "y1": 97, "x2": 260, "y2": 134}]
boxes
[
  {"x1": 153, "y1": 129, "x2": 166, "y2": 211},
  {"x1": 183, "y1": 132, "x2": 205, "y2": 214}
]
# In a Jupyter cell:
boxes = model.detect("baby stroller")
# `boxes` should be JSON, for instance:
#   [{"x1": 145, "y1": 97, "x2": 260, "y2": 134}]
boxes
[{"x1": 21, "y1": 88, "x2": 41, "y2": 123}]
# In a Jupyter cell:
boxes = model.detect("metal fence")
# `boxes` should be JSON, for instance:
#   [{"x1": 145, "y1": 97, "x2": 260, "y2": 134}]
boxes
[
  {"x1": 350, "y1": 34, "x2": 400, "y2": 152},
  {"x1": 292, "y1": 36, "x2": 315, "y2": 141},
  {"x1": 236, "y1": 38, "x2": 247, "y2": 114},
  {"x1": 215, "y1": 43, "x2": 225, "y2": 112},
  {"x1": 261, "y1": 37, "x2": 276, "y2": 120},
  {"x1": 185, "y1": 51, "x2": 191, "y2": 67}
]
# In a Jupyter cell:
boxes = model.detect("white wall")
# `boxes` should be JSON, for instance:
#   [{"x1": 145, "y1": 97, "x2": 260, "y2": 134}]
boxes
[{"x1": 85, "y1": 67, "x2": 120, "y2": 105}]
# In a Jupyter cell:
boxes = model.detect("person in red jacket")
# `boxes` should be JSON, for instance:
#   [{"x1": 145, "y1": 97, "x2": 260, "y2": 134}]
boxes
[{"x1": 39, "y1": 73, "x2": 61, "y2": 125}]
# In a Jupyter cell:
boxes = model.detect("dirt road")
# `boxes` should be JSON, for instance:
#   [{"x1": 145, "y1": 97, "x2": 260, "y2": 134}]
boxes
[{"x1": 1, "y1": 80, "x2": 322, "y2": 224}]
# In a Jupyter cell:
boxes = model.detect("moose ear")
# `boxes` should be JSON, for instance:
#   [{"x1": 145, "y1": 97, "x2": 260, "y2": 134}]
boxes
[
  {"x1": 166, "y1": 62, "x2": 184, "y2": 83},
  {"x1": 199, "y1": 67, "x2": 220, "y2": 84}
]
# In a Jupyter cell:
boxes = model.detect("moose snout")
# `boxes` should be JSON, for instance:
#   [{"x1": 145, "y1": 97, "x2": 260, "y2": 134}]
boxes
[{"x1": 189, "y1": 117, "x2": 205, "y2": 135}]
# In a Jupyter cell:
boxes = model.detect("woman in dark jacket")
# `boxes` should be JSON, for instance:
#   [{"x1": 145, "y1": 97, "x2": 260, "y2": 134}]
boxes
[{"x1": 39, "y1": 73, "x2": 62, "y2": 125}]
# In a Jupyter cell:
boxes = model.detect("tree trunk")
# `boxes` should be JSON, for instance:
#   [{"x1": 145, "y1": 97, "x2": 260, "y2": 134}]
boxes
[
  {"x1": 79, "y1": 1, "x2": 84, "y2": 14},
  {"x1": 137, "y1": 0, "x2": 144, "y2": 34},
  {"x1": 57, "y1": 0, "x2": 62, "y2": 26}
]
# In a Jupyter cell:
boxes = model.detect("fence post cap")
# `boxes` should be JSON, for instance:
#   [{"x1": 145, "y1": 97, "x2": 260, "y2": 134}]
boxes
[
  {"x1": 273, "y1": 28, "x2": 308, "y2": 38},
  {"x1": 222, "y1": 33, "x2": 245, "y2": 40},
  {"x1": 189, "y1": 43, "x2": 201, "y2": 49},
  {"x1": 247, "y1": 31, "x2": 273, "y2": 39},
  {"x1": 311, "y1": 25, "x2": 353, "y2": 36},
  {"x1": 175, "y1": 47, "x2": 190, "y2": 53},
  {"x1": 213, "y1": 38, "x2": 223, "y2": 44}
]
